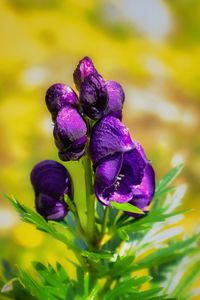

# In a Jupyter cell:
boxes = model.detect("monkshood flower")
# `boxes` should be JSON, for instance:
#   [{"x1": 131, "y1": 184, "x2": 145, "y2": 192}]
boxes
[
  {"x1": 90, "y1": 116, "x2": 155, "y2": 214},
  {"x1": 73, "y1": 56, "x2": 98, "y2": 90},
  {"x1": 54, "y1": 106, "x2": 87, "y2": 161},
  {"x1": 30, "y1": 160, "x2": 72, "y2": 221},
  {"x1": 80, "y1": 74, "x2": 124, "y2": 120},
  {"x1": 45, "y1": 83, "x2": 78, "y2": 121}
]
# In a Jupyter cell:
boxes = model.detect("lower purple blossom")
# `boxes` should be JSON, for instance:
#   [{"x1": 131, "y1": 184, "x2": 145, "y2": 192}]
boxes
[
  {"x1": 30, "y1": 160, "x2": 72, "y2": 221},
  {"x1": 54, "y1": 106, "x2": 87, "y2": 161},
  {"x1": 90, "y1": 116, "x2": 155, "y2": 215}
]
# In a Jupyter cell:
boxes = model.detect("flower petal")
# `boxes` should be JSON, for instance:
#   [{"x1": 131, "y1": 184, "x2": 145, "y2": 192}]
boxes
[
  {"x1": 45, "y1": 84, "x2": 78, "y2": 121},
  {"x1": 130, "y1": 163, "x2": 155, "y2": 209},
  {"x1": 73, "y1": 56, "x2": 98, "y2": 90},
  {"x1": 90, "y1": 116, "x2": 134, "y2": 166},
  {"x1": 79, "y1": 73, "x2": 107, "y2": 119},
  {"x1": 104, "y1": 80, "x2": 125, "y2": 120},
  {"x1": 30, "y1": 160, "x2": 72, "y2": 199},
  {"x1": 36, "y1": 193, "x2": 68, "y2": 221},
  {"x1": 94, "y1": 153, "x2": 123, "y2": 205},
  {"x1": 54, "y1": 107, "x2": 87, "y2": 160}
]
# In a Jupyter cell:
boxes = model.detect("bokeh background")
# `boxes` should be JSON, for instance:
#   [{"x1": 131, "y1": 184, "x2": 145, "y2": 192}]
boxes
[{"x1": 0, "y1": 0, "x2": 199, "y2": 293}]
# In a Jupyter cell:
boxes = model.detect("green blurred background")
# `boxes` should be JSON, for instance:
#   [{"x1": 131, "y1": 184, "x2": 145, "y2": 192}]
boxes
[{"x1": 0, "y1": 0, "x2": 199, "y2": 290}]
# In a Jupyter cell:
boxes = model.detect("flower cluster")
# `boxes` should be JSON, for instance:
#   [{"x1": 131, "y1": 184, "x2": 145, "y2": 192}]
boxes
[{"x1": 31, "y1": 57, "x2": 155, "y2": 220}]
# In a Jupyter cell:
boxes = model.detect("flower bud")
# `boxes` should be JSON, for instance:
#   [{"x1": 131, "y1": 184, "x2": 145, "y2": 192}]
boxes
[
  {"x1": 79, "y1": 73, "x2": 107, "y2": 119},
  {"x1": 54, "y1": 106, "x2": 87, "y2": 161},
  {"x1": 73, "y1": 56, "x2": 97, "y2": 90},
  {"x1": 30, "y1": 160, "x2": 72, "y2": 221},
  {"x1": 104, "y1": 80, "x2": 125, "y2": 120},
  {"x1": 45, "y1": 83, "x2": 78, "y2": 121}
]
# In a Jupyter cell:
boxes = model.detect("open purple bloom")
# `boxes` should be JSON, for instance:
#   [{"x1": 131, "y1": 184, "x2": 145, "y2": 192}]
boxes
[
  {"x1": 45, "y1": 83, "x2": 78, "y2": 121},
  {"x1": 54, "y1": 106, "x2": 87, "y2": 161},
  {"x1": 90, "y1": 116, "x2": 155, "y2": 214},
  {"x1": 30, "y1": 160, "x2": 72, "y2": 221},
  {"x1": 80, "y1": 74, "x2": 125, "y2": 120},
  {"x1": 73, "y1": 56, "x2": 98, "y2": 90}
]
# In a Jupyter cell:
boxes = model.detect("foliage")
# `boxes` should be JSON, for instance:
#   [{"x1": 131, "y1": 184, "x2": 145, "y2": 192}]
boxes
[{"x1": 1, "y1": 164, "x2": 199, "y2": 299}]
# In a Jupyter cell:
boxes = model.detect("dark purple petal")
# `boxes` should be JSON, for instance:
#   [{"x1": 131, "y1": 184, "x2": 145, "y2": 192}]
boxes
[
  {"x1": 45, "y1": 84, "x2": 78, "y2": 121},
  {"x1": 36, "y1": 194, "x2": 68, "y2": 221},
  {"x1": 94, "y1": 153, "x2": 123, "y2": 205},
  {"x1": 130, "y1": 163, "x2": 155, "y2": 208},
  {"x1": 54, "y1": 107, "x2": 87, "y2": 161},
  {"x1": 90, "y1": 116, "x2": 134, "y2": 166},
  {"x1": 30, "y1": 160, "x2": 72, "y2": 221},
  {"x1": 73, "y1": 56, "x2": 98, "y2": 90},
  {"x1": 104, "y1": 80, "x2": 125, "y2": 120},
  {"x1": 94, "y1": 146, "x2": 147, "y2": 205},
  {"x1": 79, "y1": 73, "x2": 107, "y2": 119}
]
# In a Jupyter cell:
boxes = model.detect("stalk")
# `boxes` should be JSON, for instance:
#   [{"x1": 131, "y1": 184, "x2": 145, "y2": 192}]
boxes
[{"x1": 83, "y1": 150, "x2": 96, "y2": 247}]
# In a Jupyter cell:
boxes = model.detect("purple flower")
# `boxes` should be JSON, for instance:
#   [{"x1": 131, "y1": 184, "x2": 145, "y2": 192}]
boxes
[
  {"x1": 80, "y1": 75, "x2": 125, "y2": 120},
  {"x1": 54, "y1": 106, "x2": 87, "y2": 161},
  {"x1": 73, "y1": 56, "x2": 98, "y2": 90},
  {"x1": 45, "y1": 83, "x2": 78, "y2": 121},
  {"x1": 90, "y1": 116, "x2": 155, "y2": 214},
  {"x1": 30, "y1": 160, "x2": 72, "y2": 221}
]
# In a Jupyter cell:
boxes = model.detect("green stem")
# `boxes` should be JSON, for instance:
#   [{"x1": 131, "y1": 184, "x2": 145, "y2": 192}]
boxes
[
  {"x1": 101, "y1": 207, "x2": 109, "y2": 238},
  {"x1": 97, "y1": 207, "x2": 109, "y2": 250},
  {"x1": 83, "y1": 153, "x2": 96, "y2": 246}
]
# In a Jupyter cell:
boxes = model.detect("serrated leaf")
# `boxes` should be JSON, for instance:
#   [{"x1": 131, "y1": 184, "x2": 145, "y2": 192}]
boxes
[{"x1": 110, "y1": 201, "x2": 144, "y2": 214}]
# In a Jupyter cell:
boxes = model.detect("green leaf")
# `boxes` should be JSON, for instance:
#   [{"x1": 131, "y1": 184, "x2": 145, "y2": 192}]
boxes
[
  {"x1": 81, "y1": 250, "x2": 113, "y2": 261},
  {"x1": 110, "y1": 201, "x2": 144, "y2": 214},
  {"x1": 155, "y1": 164, "x2": 184, "y2": 196},
  {"x1": 118, "y1": 229, "x2": 130, "y2": 241},
  {"x1": 4, "y1": 195, "x2": 77, "y2": 252}
]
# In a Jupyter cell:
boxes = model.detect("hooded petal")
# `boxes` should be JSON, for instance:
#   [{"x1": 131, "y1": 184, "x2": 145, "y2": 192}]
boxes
[
  {"x1": 73, "y1": 56, "x2": 98, "y2": 90},
  {"x1": 45, "y1": 84, "x2": 78, "y2": 121},
  {"x1": 54, "y1": 107, "x2": 87, "y2": 161},
  {"x1": 104, "y1": 80, "x2": 125, "y2": 120},
  {"x1": 90, "y1": 116, "x2": 134, "y2": 166},
  {"x1": 79, "y1": 73, "x2": 107, "y2": 119},
  {"x1": 30, "y1": 160, "x2": 72, "y2": 198}
]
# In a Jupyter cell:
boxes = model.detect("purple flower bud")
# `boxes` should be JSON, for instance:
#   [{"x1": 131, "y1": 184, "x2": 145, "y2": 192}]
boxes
[
  {"x1": 104, "y1": 80, "x2": 125, "y2": 120},
  {"x1": 30, "y1": 160, "x2": 72, "y2": 221},
  {"x1": 80, "y1": 73, "x2": 107, "y2": 119},
  {"x1": 45, "y1": 83, "x2": 78, "y2": 121},
  {"x1": 90, "y1": 116, "x2": 155, "y2": 214},
  {"x1": 54, "y1": 106, "x2": 87, "y2": 161},
  {"x1": 80, "y1": 75, "x2": 125, "y2": 120},
  {"x1": 73, "y1": 56, "x2": 98, "y2": 90}
]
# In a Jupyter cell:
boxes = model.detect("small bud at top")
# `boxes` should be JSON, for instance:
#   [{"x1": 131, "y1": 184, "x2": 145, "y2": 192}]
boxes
[{"x1": 73, "y1": 56, "x2": 98, "y2": 90}]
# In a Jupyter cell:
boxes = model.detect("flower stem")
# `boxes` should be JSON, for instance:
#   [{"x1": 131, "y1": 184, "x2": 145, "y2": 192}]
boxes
[
  {"x1": 96, "y1": 206, "x2": 109, "y2": 249},
  {"x1": 83, "y1": 153, "x2": 96, "y2": 247}
]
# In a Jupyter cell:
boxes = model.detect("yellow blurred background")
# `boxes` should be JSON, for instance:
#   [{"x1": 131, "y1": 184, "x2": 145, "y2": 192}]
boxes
[{"x1": 0, "y1": 0, "x2": 199, "y2": 282}]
